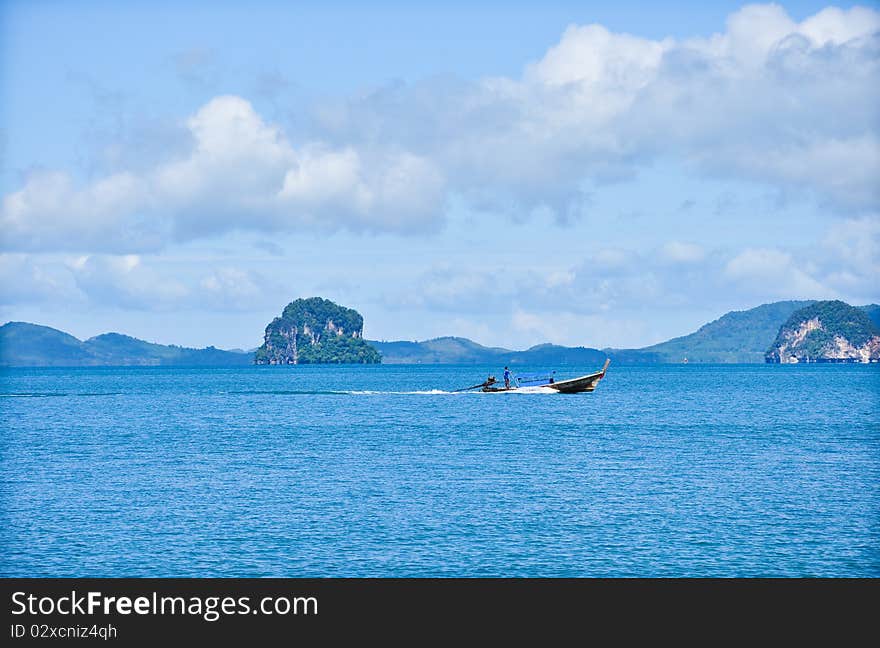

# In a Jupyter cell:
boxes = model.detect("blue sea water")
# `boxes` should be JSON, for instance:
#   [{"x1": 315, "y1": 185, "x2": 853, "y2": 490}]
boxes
[{"x1": 1, "y1": 364, "x2": 878, "y2": 577}]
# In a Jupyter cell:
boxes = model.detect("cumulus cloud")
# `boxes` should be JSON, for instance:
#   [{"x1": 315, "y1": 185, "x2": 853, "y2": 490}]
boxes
[
  {"x1": 391, "y1": 266, "x2": 514, "y2": 313},
  {"x1": 376, "y1": 227, "x2": 880, "y2": 346},
  {"x1": 386, "y1": 229, "x2": 879, "y2": 329},
  {"x1": 385, "y1": 242, "x2": 717, "y2": 321},
  {"x1": 0, "y1": 252, "x2": 278, "y2": 312},
  {"x1": 1, "y1": 4, "x2": 878, "y2": 253},
  {"x1": 511, "y1": 309, "x2": 652, "y2": 349},
  {"x1": 723, "y1": 247, "x2": 828, "y2": 298},
  {"x1": 319, "y1": 4, "x2": 879, "y2": 217},
  {"x1": 659, "y1": 241, "x2": 706, "y2": 264},
  {"x1": 0, "y1": 254, "x2": 80, "y2": 304},
  {"x1": 819, "y1": 216, "x2": 880, "y2": 301},
  {"x1": 198, "y1": 267, "x2": 268, "y2": 311},
  {"x1": 278, "y1": 146, "x2": 445, "y2": 232},
  {"x1": 1, "y1": 170, "x2": 161, "y2": 252},
  {"x1": 1, "y1": 96, "x2": 446, "y2": 252},
  {"x1": 69, "y1": 255, "x2": 190, "y2": 310}
]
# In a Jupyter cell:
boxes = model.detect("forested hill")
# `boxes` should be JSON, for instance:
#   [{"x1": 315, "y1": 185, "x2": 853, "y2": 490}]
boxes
[
  {"x1": 0, "y1": 322, "x2": 251, "y2": 366},
  {"x1": 862, "y1": 304, "x2": 880, "y2": 329},
  {"x1": 766, "y1": 300, "x2": 880, "y2": 363},
  {"x1": 369, "y1": 337, "x2": 608, "y2": 365},
  {"x1": 373, "y1": 301, "x2": 879, "y2": 364},
  {"x1": 630, "y1": 301, "x2": 816, "y2": 363}
]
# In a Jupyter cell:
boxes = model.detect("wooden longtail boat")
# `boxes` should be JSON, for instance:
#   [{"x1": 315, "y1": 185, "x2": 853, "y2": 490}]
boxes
[
  {"x1": 544, "y1": 358, "x2": 611, "y2": 393},
  {"x1": 480, "y1": 359, "x2": 611, "y2": 394}
]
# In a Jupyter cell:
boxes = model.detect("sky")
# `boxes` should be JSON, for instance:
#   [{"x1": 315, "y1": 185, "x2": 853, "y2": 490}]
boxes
[{"x1": 1, "y1": 0, "x2": 878, "y2": 350}]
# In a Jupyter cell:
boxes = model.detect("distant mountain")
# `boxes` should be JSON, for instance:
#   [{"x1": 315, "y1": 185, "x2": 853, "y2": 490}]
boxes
[
  {"x1": 766, "y1": 300, "x2": 880, "y2": 363},
  {"x1": 369, "y1": 337, "x2": 509, "y2": 364},
  {"x1": 374, "y1": 300, "x2": 878, "y2": 364},
  {"x1": 0, "y1": 322, "x2": 96, "y2": 366},
  {"x1": 369, "y1": 336, "x2": 607, "y2": 365},
  {"x1": 862, "y1": 304, "x2": 880, "y2": 329},
  {"x1": 6, "y1": 300, "x2": 879, "y2": 367},
  {"x1": 255, "y1": 297, "x2": 381, "y2": 364},
  {"x1": 629, "y1": 301, "x2": 816, "y2": 363},
  {"x1": 516, "y1": 343, "x2": 608, "y2": 365},
  {"x1": 0, "y1": 322, "x2": 251, "y2": 367}
]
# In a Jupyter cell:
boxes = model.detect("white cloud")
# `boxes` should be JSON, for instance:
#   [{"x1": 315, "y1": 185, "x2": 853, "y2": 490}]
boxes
[
  {"x1": 1, "y1": 5, "x2": 878, "y2": 253},
  {"x1": 389, "y1": 265, "x2": 514, "y2": 313},
  {"x1": 820, "y1": 216, "x2": 880, "y2": 301},
  {"x1": 0, "y1": 251, "x2": 279, "y2": 312},
  {"x1": 198, "y1": 267, "x2": 267, "y2": 311},
  {"x1": 723, "y1": 248, "x2": 829, "y2": 298},
  {"x1": 792, "y1": 6, "x2": 879, "y2": 45},
  {"x1": 1, "y1": 170, "x2": 158, "y2": 252},
  {"x1": 387, "y1": 229, "x2": 879, "y2": 331},
  {"x1": 1, "y1": 96, "x2": 445, "y2": 251},
  {"x1": 386, "y1": 244, "x2": 709, "y2": 322},
  {"x1": 659, "y1": 241, "x2": 706, "y2": 264},
  {"x1": 0, "y1": 254, "x2": 80, "y2": 303},
  {"x1": 70, "y1": 255, "x2": 190, "y2": 310},
  {"x1": 315, "y1": 3, "x2": 880, "y2": 218},
  {"x1": 525, "y1": 23, "x2": 670, "y2": 91},
  {"x1": 511, "y1": 308, "x2": 651, "y2": 348},
  {"x1": 279, "y1": 147, "x2": 445, "y2": 231}
]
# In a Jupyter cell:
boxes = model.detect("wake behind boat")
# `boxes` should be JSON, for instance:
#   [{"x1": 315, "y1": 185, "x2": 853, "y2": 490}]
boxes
[{"x1": 463, "y1": 359, "x2": 611, "y2": 394}]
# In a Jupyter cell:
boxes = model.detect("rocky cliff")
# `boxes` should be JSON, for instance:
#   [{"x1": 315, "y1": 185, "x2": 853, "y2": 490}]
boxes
[
  {"x1": 254, "y1": 298, "x2": 381, "y2": 364},
  {"x1": 765, "y1": 300, "x2": 880, "y2": 363}
]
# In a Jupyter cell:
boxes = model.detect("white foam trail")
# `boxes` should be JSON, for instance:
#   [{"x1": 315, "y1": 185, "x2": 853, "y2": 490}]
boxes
[
  {"x1": 343, "y1": 387, "x2": 558, "y2": 395},
  {"x1": 507, "y1": 386, "x2": 557, "y2": 394},
  {"x1": 346, "y1": 389, "x2": 454, "y2": 395}
]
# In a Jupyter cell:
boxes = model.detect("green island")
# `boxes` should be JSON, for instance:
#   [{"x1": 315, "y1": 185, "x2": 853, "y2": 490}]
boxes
[
  {"x1": 254, "y1": 297, "x2": 381, "y2": 364},
  {"x1": 766, "y1": 300, "x2": 880, "y2": 363}
]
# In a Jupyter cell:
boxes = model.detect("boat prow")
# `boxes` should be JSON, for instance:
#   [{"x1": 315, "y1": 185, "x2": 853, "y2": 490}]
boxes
[{"x1": 544, "y1": 358, "x2": 611, "y2": 393}]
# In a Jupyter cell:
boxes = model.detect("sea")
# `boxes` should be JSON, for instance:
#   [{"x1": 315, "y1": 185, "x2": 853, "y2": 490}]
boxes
[{"x1": 1, "y1": 364, "x2": 878, "y2": 577}]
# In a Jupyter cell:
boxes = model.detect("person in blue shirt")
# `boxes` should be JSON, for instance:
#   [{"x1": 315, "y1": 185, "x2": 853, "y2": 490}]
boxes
[{"x1": 503, "y1": 366, "x2": 511, "y2": 389}]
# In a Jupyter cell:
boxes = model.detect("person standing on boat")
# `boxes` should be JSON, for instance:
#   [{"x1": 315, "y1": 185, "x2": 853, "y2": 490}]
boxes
[{"x1": 503, "y1": 366, "x2": 511, "y2": 389}]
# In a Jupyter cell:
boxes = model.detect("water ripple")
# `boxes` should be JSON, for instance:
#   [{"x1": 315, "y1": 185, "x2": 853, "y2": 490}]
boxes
[{"x1": 1, "y1": 364, "x2": 878, "y2": 576}]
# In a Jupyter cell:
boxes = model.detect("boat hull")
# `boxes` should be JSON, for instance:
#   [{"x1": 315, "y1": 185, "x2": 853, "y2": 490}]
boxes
[
  {"x1": 545, "y1": 372, "x2": 604, "y2": 393},
  {"x1": 481, "y1": 359, "x2": 610, "y2": 394}
]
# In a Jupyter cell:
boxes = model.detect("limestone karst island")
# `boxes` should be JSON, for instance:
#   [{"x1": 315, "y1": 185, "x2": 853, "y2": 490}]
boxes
[
  {"x1": 254, "y1": 297, "x2": 381, "y2": 364},
  {"x1": 765, "y1": 300, "x2": 880, "y2": 364}
]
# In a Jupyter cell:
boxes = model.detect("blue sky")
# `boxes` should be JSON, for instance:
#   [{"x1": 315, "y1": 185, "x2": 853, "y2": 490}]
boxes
[{"x1": 1, "y1": 1, "x2": 878, "y2": 350}]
